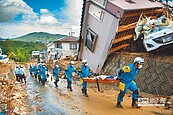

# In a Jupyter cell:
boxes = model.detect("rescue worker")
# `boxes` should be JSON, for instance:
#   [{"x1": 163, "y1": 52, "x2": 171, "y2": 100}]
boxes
[
  {"x1": 29, "y1": 64, "x2": 33, "y2": 77},
  {"x1": 15, "y1": 65, "x2": 20, "y2": 82},
  {"x1": 33, "y1": 64, "x2": 38, "y2": 79},
  {"x1": 53, "y1": 65, "x2": 61, "y2": 87},
  {"x1": 64, "y1": 61, "x2": 77, "y2": 91},
  {"x1": 78, "y1": 60, "x2": 90, "y2": 97},
  {"x1": 116, "y1": 57, "x2": 144, "y2": 108},
  {"x1": 37, "y1": 63, "x2": 42, "y2": 83},
  {"x1": 19, "y1": 65, "x2": 26, "y2": 84},
  {"x1": 41, "y1": 64, "x2": 47, "y2": 86}
]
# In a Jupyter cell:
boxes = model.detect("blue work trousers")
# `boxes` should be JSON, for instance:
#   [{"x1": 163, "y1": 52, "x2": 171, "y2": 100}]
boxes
[{"x1": 118, "y1": 81, "x2": 138, "y2": 102}]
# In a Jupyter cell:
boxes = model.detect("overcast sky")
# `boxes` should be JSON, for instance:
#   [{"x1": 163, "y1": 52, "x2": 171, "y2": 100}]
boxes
[{"x1": 0, "y1": 0, "x2": 83, "y2": 38}]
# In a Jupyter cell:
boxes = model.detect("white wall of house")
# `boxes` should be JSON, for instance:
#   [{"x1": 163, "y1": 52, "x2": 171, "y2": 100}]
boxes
[
  {"x1": 47, "y1": 43, "x2": 56, "y2": 59},
  {"x1": 47, "y1": 43, "x2": 55, "y2": 53},
  {"x1": 80, "y1": 4, "x2": 120, "y2": 73},
  {"x1": 56, "y1": 42, "x2": 79, "y2": 57}
]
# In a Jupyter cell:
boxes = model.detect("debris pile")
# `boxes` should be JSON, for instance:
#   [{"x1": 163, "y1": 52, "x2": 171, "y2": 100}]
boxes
[
  {"x1": 0, "y1": 62, "x2": 29, "y2": 114},
  {"x1": 47, "y1": 54, "x2": 82, "y2": 78},
  {"x1": 165, "y1": 96, "x2": 173, "y2": 110}
]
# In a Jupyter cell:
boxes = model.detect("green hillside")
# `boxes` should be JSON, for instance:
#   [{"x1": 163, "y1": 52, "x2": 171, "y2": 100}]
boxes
[
  {"x1": 0, "y1": 40, "x2": 45, "y2": 62},
  {"x1": 12, "y1": 32, "x2": 68, "y2": 42}
]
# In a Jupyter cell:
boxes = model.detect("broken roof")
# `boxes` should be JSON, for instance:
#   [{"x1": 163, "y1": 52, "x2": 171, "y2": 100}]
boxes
[{"x1": 108, "y1": 0, "x2": 163, "y2": 10}]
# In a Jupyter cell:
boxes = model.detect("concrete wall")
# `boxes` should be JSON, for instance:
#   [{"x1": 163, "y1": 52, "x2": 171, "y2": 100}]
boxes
[{"x1": 100, "y1": 52, "x2": 173, "y2": 96}]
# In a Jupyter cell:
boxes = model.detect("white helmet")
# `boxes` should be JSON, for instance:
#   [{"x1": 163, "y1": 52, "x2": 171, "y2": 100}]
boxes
[
  {"x1": 55, "y1": 65, "x2": 59, "y2": 68},
  {"x1": 133, "y1": 57, "x2": 144, "y2": 64},
  {"x1": 70, "y1": 61, "x2": 75, "y2": 65},
  {"x1": 82, "y1": 60, "x2": 87, "y2": 64}
]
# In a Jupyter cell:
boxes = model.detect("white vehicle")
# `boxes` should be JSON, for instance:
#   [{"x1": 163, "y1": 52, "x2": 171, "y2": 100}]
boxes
[
  {"x1": 0, "y1": 55, "x2": 9, "y2": 63},
  {"x1": 143, "y1": 28, "x2": 173, "y2": 51}
]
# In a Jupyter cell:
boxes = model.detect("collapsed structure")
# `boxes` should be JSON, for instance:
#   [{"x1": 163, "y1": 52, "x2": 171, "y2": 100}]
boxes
[
  {"x1": 78, "y1": 0, "x2": 173, "y2": 96},
  {"x1": 78, "y1": 0, "x2": 173, "y2": 73}
]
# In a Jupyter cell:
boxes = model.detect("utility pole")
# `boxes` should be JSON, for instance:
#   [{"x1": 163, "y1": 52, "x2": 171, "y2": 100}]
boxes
[{"x1": 68, "y1": 28, "x2": 75, "y2": 36}]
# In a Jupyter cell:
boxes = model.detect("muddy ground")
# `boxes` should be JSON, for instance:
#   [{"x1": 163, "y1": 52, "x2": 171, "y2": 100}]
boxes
[
  {"x1": 0, "y1": 61, "x2": 172, "y2": 115},
  {"x1": 24, "y1": 73, "x2": 173, "y2": 115}
]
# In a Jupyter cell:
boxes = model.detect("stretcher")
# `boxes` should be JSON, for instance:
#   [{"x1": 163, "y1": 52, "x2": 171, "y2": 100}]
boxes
[
  {"x1": 82, "y1": 75, "x2": 120, "y2": 91},
  {"x1": 83, "y1": 77, "x2": 120, "y2": 84}
]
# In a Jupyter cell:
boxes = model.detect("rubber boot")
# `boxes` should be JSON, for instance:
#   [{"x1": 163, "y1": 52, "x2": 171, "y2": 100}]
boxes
[
  {"x1": 117, "y1": 101, "x2": 123, "y2": 108},
  {"x1": 70, "y1": 87, "x2": 73, "y2": 91},
  {"x1": 81, "y1": 88, "x2": 84, "y2": 93},
  {"x1": 132, "y1": 99, "x2": 140, "y2": 108},
  {"x1": 54, "y1": 82, "x2": 57, "y2": 87},
  {"x1": 83, "y1": 88, "x2": 89, "y2": 97},
  {"x1": 67, "y1": 83, "x2": 70, "y2": 89},
  {"x1": 54, "y1": 80, "x2": 58, "y2": 87}
]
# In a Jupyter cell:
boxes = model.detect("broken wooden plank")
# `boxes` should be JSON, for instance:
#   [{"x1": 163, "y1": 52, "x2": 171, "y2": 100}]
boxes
[
  {"x1": 109, "y1": 44, "x2": 130, "y2": 54},
  {"x1": 113, "y1": 34, "x2": 134, "y2": 44},
  {"x1": 118, "y1": 22, "x2": 137, "y2": 32},
  {"x1": 123, "y1": 9, "x2": 163, "y2": 18}
]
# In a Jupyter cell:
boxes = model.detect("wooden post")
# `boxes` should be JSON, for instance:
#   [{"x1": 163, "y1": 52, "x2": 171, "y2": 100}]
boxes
[{"x1": 96, "y1": 78, "x2": 100, "y2": 91}]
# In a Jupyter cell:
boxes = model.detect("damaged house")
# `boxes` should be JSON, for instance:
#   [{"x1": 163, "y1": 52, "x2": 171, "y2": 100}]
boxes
[{"x1": 78, "y1": 0, "x2": 173, "y2": 96}]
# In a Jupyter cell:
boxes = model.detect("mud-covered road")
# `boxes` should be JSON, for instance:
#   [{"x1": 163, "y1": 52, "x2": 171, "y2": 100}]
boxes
[
  {"x1": 26, "y1": 75, "x2": 87, "y2": 115},
  {"x1": 25, "y1": 74, "x2": 173, "y2": 115}
]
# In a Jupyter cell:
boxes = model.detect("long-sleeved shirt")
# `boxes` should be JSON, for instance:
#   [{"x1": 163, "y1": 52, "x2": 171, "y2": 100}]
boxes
[{"x1": 118, "y1": 63, "x2": 139, "y2": 84}]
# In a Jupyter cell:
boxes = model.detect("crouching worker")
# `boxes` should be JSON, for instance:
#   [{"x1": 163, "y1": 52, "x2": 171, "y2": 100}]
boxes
[
  {"x1": 53, "y1": 65, "x2": 61, "y2": 87},
  {"x1": 78, "y1": 60, "x2": 90, "y2": 97},
  {"x1": 41, "y1": 64, "x2": 47, "y2": 86},
  {"x1": 116, "y1": 57, "x2": 144, "y2": 108},
  {"x1": 64, "y1": 61, "x2": 78, "y2": 91}
]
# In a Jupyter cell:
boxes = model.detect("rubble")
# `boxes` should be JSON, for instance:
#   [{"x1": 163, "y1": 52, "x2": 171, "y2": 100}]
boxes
[
  {"x1": 165, "y1": 96, "x2": 173, "y2": 110},
  {"x1": 47, "y1": 54, "x2": 82, "y2": 78},
  {"x1": 0, "y1": 62, "x2": 29, "y2": 114}
]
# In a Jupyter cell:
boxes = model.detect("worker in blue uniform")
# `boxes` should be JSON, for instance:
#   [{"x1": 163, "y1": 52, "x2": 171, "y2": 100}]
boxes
[
  {"x1": 19, "y1": 65, "x2": 26, "y2": 83},
  {"x1": 37, "y1": 63, "x2": 42, "y2": 84},
  {"x1": 116, "y1": 57, "x2": 144, "y2": 108},
  {"x1": 64, "y1": 61, "x2": 77, "y2": 91},
  {"x1": 15, "y1": 65, "x2": 20, "y2": 81},
  {"x1": 41, "y1": 64, "x2": 47, "y2": 86},
  {"x1": 78, "y1": 60, "x2": 90, "y2": 97},
  {"x1": 33, "y1": 64, "x2": 38, "y2": 79},
  {"x1": 29, "y1": 64, "x2": 33, "y2": 77},
  {"x1": 53, "y1": 64, "x2": 61, "y2": 87}
]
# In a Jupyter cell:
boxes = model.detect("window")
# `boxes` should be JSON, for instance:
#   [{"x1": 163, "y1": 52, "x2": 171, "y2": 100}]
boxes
[
  {"x1": 56, "y1": 43, "x2": 62, "y2": 49},
  {"x1": 70, "y1": 43, "x2": 77, "y2": 50},
  {"x1": 89, "y1": 4, "x2": 105, "y2": 21},
  {"x1": 85, "y1": 28, "x2": 97, "y2": 52},
  {"x1": 50, "y1": 48, "x2": 54, "y2": 52}
]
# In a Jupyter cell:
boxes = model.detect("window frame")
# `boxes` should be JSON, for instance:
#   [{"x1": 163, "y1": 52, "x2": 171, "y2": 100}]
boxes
[
  {"x1": 85, "y1": 28, "x2": 97, "y2": 52},
  {"x1": 69, "y1": 43, "x2": 77, "y2": 50},
  {"x1": 56, "y1": 43, "x2": 62, "y2": 49},
  {"x1": 88, "y1": 4, "x2": 105, "y2": 21}
]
